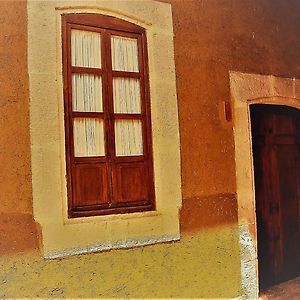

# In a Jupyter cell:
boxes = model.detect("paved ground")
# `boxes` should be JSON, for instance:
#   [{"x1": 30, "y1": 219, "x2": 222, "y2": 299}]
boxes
[{"x1": 261, "y1": 276, "x2": 300, "y2": 300}]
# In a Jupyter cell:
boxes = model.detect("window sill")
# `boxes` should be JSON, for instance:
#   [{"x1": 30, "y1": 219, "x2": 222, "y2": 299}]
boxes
[{"x1": 64, "y1": 209, "x2": 161, "y2": 225}]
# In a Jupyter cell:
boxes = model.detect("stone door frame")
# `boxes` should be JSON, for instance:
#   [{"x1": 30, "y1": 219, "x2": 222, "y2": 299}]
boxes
[{"x1": 230, "y1": 71, "x2": 300, "y2": 298}]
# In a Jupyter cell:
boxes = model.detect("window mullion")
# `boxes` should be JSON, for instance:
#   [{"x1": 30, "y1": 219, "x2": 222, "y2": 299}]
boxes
[
  {"x1": 137, "y1": 34, "x2": 148, "y2": 158},
  {"x1": 104, "y1": 31, "x2": 116, "y2": 158},
  {"x1": 102, "y1": 30, "x2": 116, "y2": 207}
]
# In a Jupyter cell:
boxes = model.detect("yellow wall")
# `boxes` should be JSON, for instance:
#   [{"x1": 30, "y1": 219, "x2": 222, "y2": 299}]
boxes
[{"x1": 0, "y1": 226, "x2": 241, "y2": 299}]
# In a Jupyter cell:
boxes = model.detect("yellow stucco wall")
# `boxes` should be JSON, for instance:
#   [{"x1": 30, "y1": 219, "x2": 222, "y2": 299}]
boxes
[{"x1": 0, "y1": 227, "x2": 241, "y2": 299}]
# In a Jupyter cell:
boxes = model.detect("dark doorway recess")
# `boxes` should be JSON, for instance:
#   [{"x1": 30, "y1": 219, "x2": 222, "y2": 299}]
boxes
[{"x1": 251, "y1": 104, "x2": 300, "y2": 291}]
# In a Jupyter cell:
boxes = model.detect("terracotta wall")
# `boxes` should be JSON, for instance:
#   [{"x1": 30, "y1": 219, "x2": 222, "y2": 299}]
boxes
[
  {"x1": 1, "y1": 0, "x2": 300, "y2": 253},
  {"x1": 0, "y1": 0, "x2": 39, "y2": 254},
  {"x1": 163, "y1": 0, "x2": 300, "y2": 232}
]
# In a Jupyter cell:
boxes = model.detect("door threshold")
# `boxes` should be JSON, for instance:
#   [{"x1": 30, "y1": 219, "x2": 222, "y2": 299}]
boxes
[{"x1": 259, "y1": 276, "x2": 300, "y2": 299}]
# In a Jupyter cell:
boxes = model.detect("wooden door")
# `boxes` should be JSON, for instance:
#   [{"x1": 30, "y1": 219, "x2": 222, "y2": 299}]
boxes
[{"x1": 251, "y1": 104, "x2": 300, "y2": 290}]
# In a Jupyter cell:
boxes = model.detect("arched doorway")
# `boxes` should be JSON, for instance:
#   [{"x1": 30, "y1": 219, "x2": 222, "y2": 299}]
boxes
[
  {"x1": 250, "y1": 104, "x2": 300, "y2": 290},
  {"x1": 230, "y1": 71, "x2": 300, "y2": 298}
]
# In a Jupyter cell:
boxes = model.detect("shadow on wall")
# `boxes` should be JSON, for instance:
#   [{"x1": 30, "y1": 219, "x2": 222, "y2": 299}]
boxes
[
  {"x1": 0, "y1": 193, "x2": 239, "y2": 256},
  {"x1": 0, "y1": 213, "x2": 40, "y2": 256},
  {"x1": 180, "y1": 193, "x2": 238, "y2": 232}
]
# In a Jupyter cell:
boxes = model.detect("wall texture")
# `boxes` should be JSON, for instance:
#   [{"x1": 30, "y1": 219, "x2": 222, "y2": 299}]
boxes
[
  {"x1": 1, "y1": 0, "x2": 300, "y2": 298},
  {"x1": 0, "y1": 0, "x2": 39, "y2": 255},
  {"x1": 162, "y1": 0, "x2": 300, "y2": 232},
  {"x1": 0, "y1": 228, "x2": 241, "y2": 298}
]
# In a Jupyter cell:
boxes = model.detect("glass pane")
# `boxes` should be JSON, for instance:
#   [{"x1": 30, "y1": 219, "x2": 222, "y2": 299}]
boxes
[
  {"x1": 111, "y1": 35, "x2": 139, "y2": 72},
  {"x1": 72, "y1": 74, "x2": 103, "y2": 112},
  {"x1": 115, "y1": 120, "x2": 143, "y2": 156},
  {"x1": 113, "y1": 78, "x2": 141, "y2": 113},
  {"x1": 73, "y1": 118, "x2": 105, "y2": 157},
  {"x1": 71, "y1": 29, "x2": 101, "y2": 68}
]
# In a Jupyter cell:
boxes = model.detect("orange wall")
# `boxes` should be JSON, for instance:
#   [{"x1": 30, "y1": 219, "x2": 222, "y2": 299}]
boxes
[
  {"x1": 163, "y1": 0, "x2": 300, "y2": 231},
  {"x1": 0, "y1": 0, "x2": 31, "y2": 215},
  {"x1": 0, "y1": 0, "x2": 39, "y2": 254},
  {"x1": 1, "y1": 0, "x2": 300, "y2": 252}
]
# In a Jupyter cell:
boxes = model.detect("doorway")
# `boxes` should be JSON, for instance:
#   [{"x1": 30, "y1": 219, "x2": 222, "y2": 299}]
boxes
[{"x1": 250, "y1": 104, "x2": 300, "y2": 290}]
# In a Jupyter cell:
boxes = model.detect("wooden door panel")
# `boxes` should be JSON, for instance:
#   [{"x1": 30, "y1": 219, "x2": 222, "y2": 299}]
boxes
[
  {"x1": 276, "y1": 144, "x2": 300, "y2": 275},
  {"x1": 273, "y1": 135, "x2": 296, "y2": 145},
  {"x1": 73, "y1": 163, "x2": 109, "y2": 209},
  {"x1": 251, "y1": 104, "x2": 300, "y2": 290},
  {"x1": 253, "y1": 142, "x2": 273, "y2": 284},
  {"x1": 273, "y1": 110, "x2": 300, "y2": 278},
  {"x1": 114, "y1": 162, "x2": 149, "y2": 205},
  {"x1": 274, "y1": 113, "x2": 294, "y2": 135}
]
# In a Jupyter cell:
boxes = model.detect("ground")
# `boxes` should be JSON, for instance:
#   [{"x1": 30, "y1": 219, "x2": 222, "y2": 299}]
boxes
[{"x1": 261, "y1": 277, "x2": 300, "y2": 300}]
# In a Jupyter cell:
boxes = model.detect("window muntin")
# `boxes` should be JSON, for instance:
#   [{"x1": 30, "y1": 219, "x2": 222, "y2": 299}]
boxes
[{"x1": 62, "y1": 14, "x2": 155, "y2": 218}]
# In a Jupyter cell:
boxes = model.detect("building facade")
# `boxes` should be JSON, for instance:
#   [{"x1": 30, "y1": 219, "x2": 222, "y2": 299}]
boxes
[{"x1": 1, "y1": 0, "x2": 300, "y2": 298}]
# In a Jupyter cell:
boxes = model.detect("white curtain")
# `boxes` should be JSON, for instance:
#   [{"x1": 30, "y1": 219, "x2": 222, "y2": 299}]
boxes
[
  {"x1": 113, "y1": 78, "x2": 141, "y2": 113},
  {"x1": 115, "y1": 120, "x2": 143, "y2": 156},
  {"x1": 71, "y1": 29, "x2": 101, "y2": 68},
  {"x1": 111, "y1": 35, "x2": 139, "y2": 72},
  {"x1": 71, "y1": 31, "x2": 143, "y2": 157},
  {"x1": 71, "y1": 29, "x2": 104, "y2": 157},
  {"x1": 73, "y1": 118, "x2": 105, "y2": 157},
  {"x1": 111, "y1": 35, "x2": 143, "y2": 156},
  {"x1": 72, "y1": 73, "x2": 103, "y2": 112}
]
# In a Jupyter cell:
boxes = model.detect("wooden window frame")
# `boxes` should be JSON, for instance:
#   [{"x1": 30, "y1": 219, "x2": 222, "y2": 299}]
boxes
[{"x1": 62, "y1": 14, "x2": 155, "y2": 218}]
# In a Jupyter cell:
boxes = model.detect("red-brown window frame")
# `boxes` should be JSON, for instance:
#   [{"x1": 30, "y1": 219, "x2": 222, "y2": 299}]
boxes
[{"x1": 62, "y1": 14, "x2": 155, "y2": 218}]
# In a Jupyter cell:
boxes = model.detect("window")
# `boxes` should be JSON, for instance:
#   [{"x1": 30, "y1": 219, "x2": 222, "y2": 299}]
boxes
[
  {"x1": 62, "y1": 14, "x2": 155, "y2": 218},
  {"x1": 28, "y1": 1, "x2": 181, "y2": 257}
]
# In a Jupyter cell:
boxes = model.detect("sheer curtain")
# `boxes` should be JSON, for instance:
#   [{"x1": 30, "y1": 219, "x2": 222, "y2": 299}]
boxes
[
  {"x1": 111, "y1": 35, "x2": 143, "y2": 156},
  {"x1": 113, "y1": 78, "x2": 141, "y2": 113},
  {"x1": 72, "y1": 74, "x2": 103, "y2": 112},
  {"x1": 71, "y1": 29, "x2": 101, "y2": 68},
  {"x1": 111, "y1": 35, "x2": 139, "y2": 72},
  {"x1": 115, "y1": 120, "x2": 143, "y2": 156},
  {"x1": 73, "y1": 118, "x2": 105, "y2": 157},
  {"x1": 71, "y1": 29, "x2": 104, "y2": 157},
  {"x1": 70, "y1": 31, "x2": 144, "y2": 157}
]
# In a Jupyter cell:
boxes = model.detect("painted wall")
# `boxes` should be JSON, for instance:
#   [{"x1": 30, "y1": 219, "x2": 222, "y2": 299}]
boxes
[
  {"x1": 165, "y1": 0, "x2": 300, "y2": 232},
  {"x1": 1, "y1": 0, "x2": 300, "y2": 298},
  {"x1": 0, "y1": 0, "x2": 39, "y2": 256}
]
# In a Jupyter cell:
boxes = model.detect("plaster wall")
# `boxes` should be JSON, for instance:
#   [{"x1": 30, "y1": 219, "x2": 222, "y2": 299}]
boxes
[
  {"x1": 0, "y1": 227, "x2": 241, "y2": 299},
  {"x1": 162, "y1": 0, "x2": 300, "y2": 232},
  {"x1": 0, "y1": 0, "x2": 39, "y2": 255}
]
